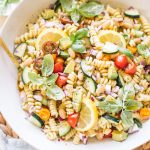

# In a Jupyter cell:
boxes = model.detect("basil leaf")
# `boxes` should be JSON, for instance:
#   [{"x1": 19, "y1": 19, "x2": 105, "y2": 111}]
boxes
[
  {"x1": 121, "y1": 111, "x2": 134, "y2": 130},
  {"x1": 75, "y1": 28, "x2": 88, "y2": 40},
  {"x1": 79, "y1": 1, "x2": 104, "y2": 18},
  {"x1": 72, "y1": 40, "x2": 86, "y2": 53},
  {"x1": 46, "y1": 73, "x2": 58, "y2": 86},
  {"x1": 60, "y1": 0, "x2": 76, "y2": 13},
  {"x1": 70, "y1": 33, "x2": 76, "y2": 43},
  {"x1": 70, "y1": 9, "x2": 81, "y2": 23},
  {"x1": 41, "y1": 54, "x2": 54, "y2": 77},
  {"x1": 99, "y1": 99, "x2": 122, "y2": 114},
  {"x1": 46, "y1": 85, "x2": 65, "y2": 100},
  {"x1": 133, "y1": 118, "x2": 142, "y2": 128},
  {"x1": 123, "y1": 83, "x2": 135, "y2": 99},
  {"x1": 125, "y1": 100, "x2": 143, "y2": 111},
  {"x1": 28, "y1": 72, "x2": 44, "y2": 85}
]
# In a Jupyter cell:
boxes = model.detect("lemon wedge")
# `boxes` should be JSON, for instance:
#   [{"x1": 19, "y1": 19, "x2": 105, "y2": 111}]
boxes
[
  {"x1": 98, "y1": 30, "x2": 126, "y2": 48},
  {"x1": 36, "y1": 28, "x2": 67, "y2": 50},
  {"x1": 76, "y1": 98, "x2": 98, "y2": 132}
]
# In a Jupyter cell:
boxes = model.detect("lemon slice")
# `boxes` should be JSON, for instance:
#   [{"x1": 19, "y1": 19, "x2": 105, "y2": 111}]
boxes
[
  {"x1": 36, "y1": 28, "x2": 67, "y2": 50},
  {"x1": 76, "y1": 98, "x2": 98, "y2": 132},
  {"x1": 98, "y1": 30, "x2": 126, "y2": 48}
]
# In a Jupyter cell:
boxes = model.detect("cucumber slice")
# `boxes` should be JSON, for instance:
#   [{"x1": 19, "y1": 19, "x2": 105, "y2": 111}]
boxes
[
  {"x1": 59, "y1": 51, "x2": 69, "y2": 59},
  {"x1": 59, "y1": 121, "x2": 71, "y2": 136},
  {"x1": 103, "y1": 42, "x2": 118, "y2": 54},
  {"x1": 124, "y1": 9, "x2": 140, "y2": 18},
  {"x1": 22, "y1": 67, "x2": 30, "y2": 84},
  {"x1": 14, "y1": 43, "x2": 27, "y2": 58},
  {"x1": 117, "y1": 74, "x2": 125, "y2": 88},
  {"x1": 64, "y1": 60, "x2": 75, "y2": 74},
  {"x1": 29, "y1": 113, "x2": 44, "y2": 128},
  {"x1": 103, "y1": 115, "x2": 120, "y2": 123},
  {"x1": 83, "y1": 77, "x2": 97, "y2": 94},
  {"x1": 72, "y1": 90, "x2": 83, "y2": 112},
  {"x1": 133, "y1": 118, "x2": 142, "y2": 128},
  {"x1": 81, "y1": 60, "x2": 93, "y2": 77}
]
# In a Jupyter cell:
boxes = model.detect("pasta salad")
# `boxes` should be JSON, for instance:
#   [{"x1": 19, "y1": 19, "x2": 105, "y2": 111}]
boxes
[{"x1": 14, "y1": 0, "x2": 150, "y2": 144}]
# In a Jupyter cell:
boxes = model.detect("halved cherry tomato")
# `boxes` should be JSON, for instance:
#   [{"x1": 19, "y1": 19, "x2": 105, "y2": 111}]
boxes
[
  {"x1": 104, "y1": 130, "x2": 112, "y2": 138},
  {"x1": 115, "y1": 55, "x2": 128, "y2": 69},
  {"x1": 52, "y1": 54, "x2": 57, "y2": 62},
  {"x1": 125, "y1": 62, "x2": 137, "y2": 75},
  {"x1": 53, "y1": 62, "x2": 64, "y2": 73},
  {"x1": 68, "y1": 113, "x2": 79, "y2": 128},
  {"x1": 56, "y1": 75, "x2": 67, "y2": 87},
  {"x1": 38, "y1": 108, "x2": 50, "y2": 121},
  {"x1": 55, "y1": 57, "x2": 65, "y2": 64}
]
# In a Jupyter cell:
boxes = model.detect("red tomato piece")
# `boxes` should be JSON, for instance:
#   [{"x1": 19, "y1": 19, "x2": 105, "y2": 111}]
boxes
[
  {"x1": 115, "y1": 55, "x2": 128, "y2": 69},
  {"x1": 67, "y1": 113, "x2": 79, "y2": 128},
  {"x1": 53, "y1": 62, "x2": 64, "y2": 73},
  {"x1": 104, "y1": 130, "x2": 112, "y2": 138},
  {"x1": 125, "y1": 62, "x2": 137, "y2": 75},
  {"x1": 56, "y1": 75, "x2": 67, "y2": 87}
]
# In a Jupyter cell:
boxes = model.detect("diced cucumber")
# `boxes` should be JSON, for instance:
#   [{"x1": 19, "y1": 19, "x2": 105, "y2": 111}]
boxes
[
  {"x1": 83, "y1": 77, "x2": 97, "y2": 94},
  {"x1": 117, "y1": 74, "x2": 125, "y2": 88},
  {"x1": 103, "y1": 115, "x2": 120, "y2": 124},
  {"x1": 22, "y1": 67, "x2": 30, "y2": 84},
  {"x1": 103, "y1": 42, "x2": 118, "y2": 54},
  {"x1": 72, "y1": 90, "x2": 83, "y2": 112},
  {"x1": 59, "y1": 51, "x2": 69, "y2": 59},
  {"x1": 124, "y1": 9, "x2": 140, "y2": 18},
  {"x1": 137, "y1": 44, "x2": 150, "y2": 58},
  {"x1": 112, "y1": 130, "x2": 128, "y2": 142},
  {"x1": 108, "y1": 66, "x2": 118, "y2": 80},
  {"x1": 118, "y1": 47, "x2": 133, "y2": 58},
  {"x1": 64, "y1": 60, "x2": 75, "y2": 73},
  {"x1": 59, "y1": 121, "x2": 71, "y2": 136},
  {"x1": 81, "y1": 60, "x2": 93, "y2": 77},
  {"x1": 29, "y1": 113, "x2": 44, "y2": 128},
  {"x1": 14, "y1": 43, "x2": 27, "y2": 58}
]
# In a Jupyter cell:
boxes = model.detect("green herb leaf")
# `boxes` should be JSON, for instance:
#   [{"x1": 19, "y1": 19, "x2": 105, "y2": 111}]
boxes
[
  {"x1": 28, "y1": 72, "x2": 44, "y2": 85},
  {"x1": 133, "y1": 118, "x2": 142, "y2": 128},
  {"x1": 79, "y1": 1, "x2": 104, "y2": 18},
  {"x1": 70, "y1": 9, "x2": 81, "y2": 23},
  {"x1": 118, "y1": 47, "x2": 133, "y2": 58},
  {"x1": 121, "y1": 110, "x2": 134, "y2": 130},
  {"x1": 41, "y1": 54, "x2": 54, "y2": 77},
  {"x1": 99, "y1": 99, "x2": 122, "y2": 114},
  {"x1": 46, "y1": 73, "x2": 58, "y2": 85},
  {"x1": 46, "y1": 85, "x2": 65, "y2": 100},
  {"x1": 59, "y1": 0, "x2": 76, "y2": 13},
  {"x1": 123, "y1": 83, "x2": 135, "y2": 99},
  {"x1": 72, "y1": 40, "x2": 86, "y2": 53},
  {"x1": 125, "y1": 100, "x2": 143, "y2": 111},
  {"x1": 75, "y1": 28, "x2": 88, "y2": 40}
]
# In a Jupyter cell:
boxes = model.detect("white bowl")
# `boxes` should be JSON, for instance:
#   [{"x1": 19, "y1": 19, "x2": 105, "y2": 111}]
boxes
[{"x1": 0, "y1": 0, "x2": 150, "y2": 150}]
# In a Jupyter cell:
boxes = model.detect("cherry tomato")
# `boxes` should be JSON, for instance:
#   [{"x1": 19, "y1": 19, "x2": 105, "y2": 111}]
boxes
[
  {"x1": 67, "y1": 113, "x2": 79, "y2": 128},
  {"x1": 104, "y1": 130, "x2": 112, "y2": 138},
  {"x1": 53, "y1": 62, "x2": 64, "y2": 73},
  {"x1": 125, "y1": 62, "x2": 137, "y2": 75},
  {"x1": 56, "y1": 75, "x2": 67, "y2": 87},
  {"x1": 55, "y1": 57, "x2": 65, "y2": 64},
  {"x1": 115, "y1": 55, "x2": 128, "y2": 69}
]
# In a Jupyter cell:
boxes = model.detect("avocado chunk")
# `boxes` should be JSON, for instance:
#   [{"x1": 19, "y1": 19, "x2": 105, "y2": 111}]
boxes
[
  {"x1": 112, "y1": 130, "x2": 128, "y2": 142},
  {"x1": 59, "y1": 51, "x2": 69, "y2": 59},
  {"x1": 64, "y1": 60, "x2": 75, "y2": 73},
  {"x1": 59, "y1": 37, "x2": 72, "y2": 50},
  {"x1": 145, "y1": 74, "x2": 150, "y2": 82},
  {"x1": 108, "y1": 66, "x2": 118, "y2": 80}
]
